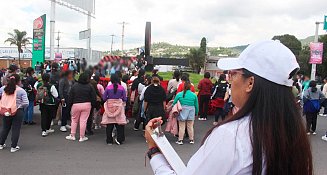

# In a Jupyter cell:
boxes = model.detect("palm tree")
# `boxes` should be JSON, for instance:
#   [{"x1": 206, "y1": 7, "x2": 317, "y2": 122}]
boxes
[{"x1": 4, "y1": 29, "x2": 31, "y2": 68}]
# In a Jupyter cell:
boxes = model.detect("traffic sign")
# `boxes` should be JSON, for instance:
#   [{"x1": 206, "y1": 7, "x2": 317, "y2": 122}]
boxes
[{"x1": 324, "y1": 15, "x2": 327, "y2": 30}]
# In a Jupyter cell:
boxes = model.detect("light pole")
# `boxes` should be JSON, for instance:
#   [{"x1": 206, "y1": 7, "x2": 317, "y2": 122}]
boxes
[
  {"x1": 110, "y1": 34, "x2": 115, "y2": 55},
  {"x1": 310, "y1": 21, "x2": 324, "y2": 80}
]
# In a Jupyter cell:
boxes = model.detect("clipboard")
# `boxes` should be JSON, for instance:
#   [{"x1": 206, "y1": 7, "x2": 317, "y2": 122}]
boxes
[{"x1": 151, "y1": 122, "x2": 186, "y2": 174}]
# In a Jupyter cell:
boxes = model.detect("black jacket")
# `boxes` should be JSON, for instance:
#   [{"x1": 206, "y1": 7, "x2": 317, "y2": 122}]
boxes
[
  {"x1": 69, "y1": 82, "x2": 96, "y2": 108},
  {"x1": 59, "y1": 77, "x2": 74, "y2": 100}
]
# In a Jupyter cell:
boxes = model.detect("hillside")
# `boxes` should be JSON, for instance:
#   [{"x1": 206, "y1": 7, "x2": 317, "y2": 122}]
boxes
[
  {"x1": 299, "y1": 35, "x2": 324, "y2": 46},
  {"x1": 106, "y1": 36, "x2": 318, "y2": 58},
  {"x1": 114, "y1": 42, "x2": 243, "y2": 58}
]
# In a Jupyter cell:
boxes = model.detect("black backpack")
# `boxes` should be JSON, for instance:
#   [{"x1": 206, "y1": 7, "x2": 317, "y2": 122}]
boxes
[{"x1": 212, "y1": 82, "x2": 228, "y2": 99}]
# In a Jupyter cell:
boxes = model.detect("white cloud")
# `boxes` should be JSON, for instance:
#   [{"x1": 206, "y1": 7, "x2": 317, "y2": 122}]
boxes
[{"x1": 0, "y1": 0, "x2": 326, "y2": 51}]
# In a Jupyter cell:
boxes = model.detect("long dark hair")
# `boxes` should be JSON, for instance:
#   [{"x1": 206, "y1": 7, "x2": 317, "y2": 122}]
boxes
[
  {"x1": 4, "y1": 74, "x2": 20, "y2": 95},
  {"x1": 203, "y1": 69, "x2": 312, "y2": 175},
  {"x1": 110, "y1": 74, "x2": 119, "y2": 94},
  {"x1": 173, "y1": 70, "x2": 180, "y2": 82},
  {"x1": 42, "y1": 73, "x2": 50, "y2": 85},
  {"x1": 183, "y1": 81, "x2": 191, "y2": 98},
  {"x1": 78, "y1": 72, "x2": 90, "y2": 84}
]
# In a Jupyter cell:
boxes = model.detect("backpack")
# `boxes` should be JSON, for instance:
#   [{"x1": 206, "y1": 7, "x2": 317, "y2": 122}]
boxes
[
  {"x1": 303, "y1": 99, "x2": 321, "y2": 113},
  {"x1": 0, "y1": 89, "x2": 17, "y2": 116},
  {"x1": 212, "y1": 82, "x2": 228, "y2": 99},
  {"x1": 36, "y1": 84, "x2": 55, "y2": 105}
]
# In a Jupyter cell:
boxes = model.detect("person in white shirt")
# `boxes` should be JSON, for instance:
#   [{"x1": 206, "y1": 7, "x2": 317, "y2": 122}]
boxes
[
  {"x1": 144, "y1": 40, "x2": 313, "y2": 175},
  {"x1": 320, "y1": 77, "x2": 327, "y2": 117},
  {"x1": 130, "y1": 70, "x2": 138, "y2": 81}
]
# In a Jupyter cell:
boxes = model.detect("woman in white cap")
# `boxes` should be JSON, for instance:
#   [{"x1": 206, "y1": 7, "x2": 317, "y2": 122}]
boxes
[{"x1": 144, "y1": 40, "x2": 312, "y2": 175}]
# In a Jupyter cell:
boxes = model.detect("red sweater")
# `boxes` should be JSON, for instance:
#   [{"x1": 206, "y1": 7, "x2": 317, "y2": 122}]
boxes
[
  {"x1": 198, "y1": 78, "x2": 213, "y2": 96},
  {"x1": 177, "y1": 82, "x2": 195, "y2": 94}
]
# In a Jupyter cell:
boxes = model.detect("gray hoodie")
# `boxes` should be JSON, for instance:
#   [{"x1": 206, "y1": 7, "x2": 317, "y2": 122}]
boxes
[{"x1": 303, "y1": 87, "x2": 325, "y2": 103}]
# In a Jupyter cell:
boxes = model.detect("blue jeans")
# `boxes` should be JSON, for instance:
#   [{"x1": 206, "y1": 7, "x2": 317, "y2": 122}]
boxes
[{"x1": 24, "y1": 100, "x2": 34, "y2": 122}]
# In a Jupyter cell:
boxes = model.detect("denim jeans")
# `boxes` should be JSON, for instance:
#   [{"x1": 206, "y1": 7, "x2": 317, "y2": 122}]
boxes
[{"x1": 24, "y1": 100, "x2": 34, "y2": 122}]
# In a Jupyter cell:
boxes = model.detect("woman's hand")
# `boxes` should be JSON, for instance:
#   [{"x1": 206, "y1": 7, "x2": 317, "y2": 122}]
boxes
[{"x1": 145, "y1": 117, "x2": 163, "y2": 149}]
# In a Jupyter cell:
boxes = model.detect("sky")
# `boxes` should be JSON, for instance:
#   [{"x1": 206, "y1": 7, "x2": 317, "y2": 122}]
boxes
[{"x1": 0, "y1": 0, "x2": 326, "y2": 51}]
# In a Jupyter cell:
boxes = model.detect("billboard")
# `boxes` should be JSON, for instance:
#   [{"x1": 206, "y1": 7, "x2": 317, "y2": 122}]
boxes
[
  {"x1": 60, "y1": 0, "x2": 94, "y2": 14},
  {"x1": 32, "y1": 14, "x2": 46, "y2": 67},
  {"x1": 309, "y1": 42, "x2": 324, "y2": 64}
]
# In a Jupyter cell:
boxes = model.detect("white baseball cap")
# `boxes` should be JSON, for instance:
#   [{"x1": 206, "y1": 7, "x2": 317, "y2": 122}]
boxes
[{"x1": 218, "y1": 40, "x2": 299, "y2": 87}]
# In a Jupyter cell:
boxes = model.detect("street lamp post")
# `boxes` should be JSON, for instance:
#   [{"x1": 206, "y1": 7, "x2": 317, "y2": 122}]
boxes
[{"x1": 310, "y1": 21, "x2": 324, "y2": 80}]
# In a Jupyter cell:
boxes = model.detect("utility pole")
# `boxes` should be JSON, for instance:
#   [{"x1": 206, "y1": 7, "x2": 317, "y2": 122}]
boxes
[
  {"x1": 310, "y1": 21, "x2": 324, "y2": 80},
  {"x1": 118, "y1": 22, "x2": 128, "y2": 54},
  {"x1": 50, "y1": 0, "x2": 56, "y2": 61},
  {"x1": 87, "y1": 11, "x2": 92, "y2": 62},
  {"x1": 110, "y1": 34, "x2": 115, "y2": 55},
  {"x1": 55, "y1": 31, "x2": 61, "y2": 52}
]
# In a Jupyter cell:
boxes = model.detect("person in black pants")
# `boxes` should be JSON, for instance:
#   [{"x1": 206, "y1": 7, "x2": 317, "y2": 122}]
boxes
[
  {"x1": 197, "y1": 72, "x2": 213, "y2": 120},
  {"x1": 85, "y1": 69, "x2": 101, "y2": 136},
  {"x1": 40, "y1": 105, "x2": 57, "y2": 132},
  {"x1": 37, "y1": 73, "x2": 59, "y2": 137},
  {"x1": 0, "y1": 74, "x2": 29, "y2": 153},
  {"x1": 59, "y1": 70, "x2": 75, "y2": 132},
  {"x1": 106, "y1": 124, "x2": 125, "y2": 145}
]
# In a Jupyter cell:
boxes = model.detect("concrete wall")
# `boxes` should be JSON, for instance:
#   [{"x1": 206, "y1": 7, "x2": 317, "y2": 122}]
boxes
[{"x1": 0, "y1": 59, "x2": 31, "y2": 69}]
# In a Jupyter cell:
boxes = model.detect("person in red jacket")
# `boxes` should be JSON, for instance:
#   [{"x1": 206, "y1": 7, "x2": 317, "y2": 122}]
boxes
[
  {"x1": 198, "y1": 72, "x2": 213, "y2": 120},
  {"x1": 176, "y1": 74, "x2": 195, "y2": 93},
  {"x1": 62, "y1": 61, "x2": 69, "y2": 72}
]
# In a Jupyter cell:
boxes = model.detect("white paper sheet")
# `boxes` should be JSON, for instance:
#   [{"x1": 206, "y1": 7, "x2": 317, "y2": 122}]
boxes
[{"x1": 151, "y1": 128, "x2": 186, "y2": 174}]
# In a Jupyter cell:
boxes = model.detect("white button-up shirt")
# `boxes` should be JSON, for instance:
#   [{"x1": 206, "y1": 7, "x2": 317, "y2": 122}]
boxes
[{"x1": 150, "y1": 115, "x2": 264, "y2": 175}]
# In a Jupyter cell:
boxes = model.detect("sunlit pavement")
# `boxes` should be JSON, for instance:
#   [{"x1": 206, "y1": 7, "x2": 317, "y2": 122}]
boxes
[{"x1": 0, "y1": 108, "x2": 326, "y2": 175}]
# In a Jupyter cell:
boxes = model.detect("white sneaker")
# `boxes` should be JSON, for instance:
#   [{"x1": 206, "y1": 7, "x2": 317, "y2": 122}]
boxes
[
  {"x1": 176, "y1": 140, "x2": 183, "y2": 145},
  {"x1": 307, "y1": 132, "x2": 311, "y2": 135},
  {"x1": 79, "y1": 137, "x2": 88, "y2": 142},
  {"x1": 198, "y1": 118, "x2": 203, "y2": 121},
  {"x1": 57, "y1": 120, "x2": 62, "y2": 126},
  {"x1": 202, "y1": 118, "x2": 207, "y2": 121},
  {"x1": 60, "y1": 126, "x2": 67, "y2": 132},
  {"x1": 42, "y1": 131, "x2": 48, "y2": 137},
  {"x1": 10, "y1": 146, "x2": 20, "y2": 153},
  {"x1": 51, "y1": 120, "x2": 54, "y2": 126},
  {"x1": 312, "y1": 132, "x2": 317, "y2": 135},
  {"x1": 190, "y1": 140, "x2": 195, "y2": 144},
  {"x1": 0, "y1": 144, "x2": 6, "y2": 150},
  {"x1": 46, "y1": 129, "x2": 55, "y2": 134},
  {"x1": 65, "y1": 125, "x2": 71, "y2": 129},
  {"x1": 94, "y1": 125, "x2": 101, "y2": 130},
  {"x1": 322, "y1": 135, "x2": 327, "y2": 141},
  {"x1": 66, "y1": 135, "x2": 76, "y2": 141},
  {"x1": 114, "y1": 138, "x2": 121, "y2": 145}
]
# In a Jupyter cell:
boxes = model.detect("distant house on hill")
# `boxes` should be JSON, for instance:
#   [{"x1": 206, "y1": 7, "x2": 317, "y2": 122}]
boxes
[{"x1": 205, "y1": 56, "x2": 237, "y2": 79}]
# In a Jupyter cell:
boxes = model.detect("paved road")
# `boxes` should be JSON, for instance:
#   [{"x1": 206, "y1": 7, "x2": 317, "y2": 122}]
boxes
[{"x1": 0, "y1": 109, "x2": 326, "y2": 175}]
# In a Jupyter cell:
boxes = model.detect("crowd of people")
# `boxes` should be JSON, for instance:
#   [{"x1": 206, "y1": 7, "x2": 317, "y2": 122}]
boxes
[
  {"x1": 0, "y1": 46, "x2": 326, "y2": 162},
  {"x1": 0, "y1": 60, "x2": 222, "y2": 152}
]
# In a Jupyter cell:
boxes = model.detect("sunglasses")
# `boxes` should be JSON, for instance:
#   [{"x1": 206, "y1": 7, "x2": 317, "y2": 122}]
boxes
[{"x1": 228, "y1": 69, "x2": 245, "y2": 81}]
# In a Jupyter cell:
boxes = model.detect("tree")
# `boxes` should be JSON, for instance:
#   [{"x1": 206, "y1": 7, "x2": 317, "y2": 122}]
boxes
[
  {"x1": 187, "y1": 48, "x2": 205, "y2": 74},
  {"x1": 272, "y1": 34, "x2": 302, "y2": 56},
  {"x1": 297, "y1": 46, "x2": 310, "y2": 76},
  {"x1": 200, "y1": 37, "x2": 207, "y2": 53},
  {"x1": 4, "y1": 29, "x2": 31, "y2": 67}
]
